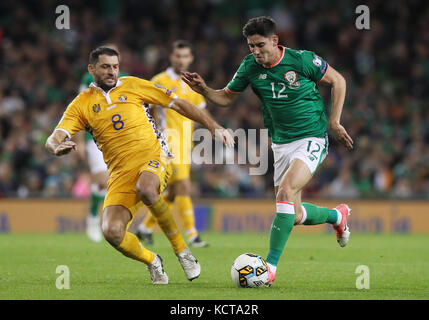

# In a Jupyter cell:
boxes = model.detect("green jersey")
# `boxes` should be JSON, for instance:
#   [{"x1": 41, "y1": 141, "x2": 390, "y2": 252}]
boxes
[
  {"x1": 226, "y1": 46, "x2": 329, "y2": 144},
  {"x1": 79, "y1": 71, "x2": 127, "y2": 142}
]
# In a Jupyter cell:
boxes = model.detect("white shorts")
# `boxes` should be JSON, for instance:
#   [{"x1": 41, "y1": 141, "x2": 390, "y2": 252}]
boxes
[
  {"x1": 272, "y1": 136, "x2": 328, "y2": 187},
  {"x1": 86, "y1": 139, "x2": 108, "y2": 174}
]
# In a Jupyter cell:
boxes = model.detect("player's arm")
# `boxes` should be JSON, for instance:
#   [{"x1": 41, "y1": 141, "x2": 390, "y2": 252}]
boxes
[
  {"x1": 319, "y1": 66, "x2": 353, "y2": 150},
  {"x1": 170, "y1": 98, "x2": 234, "y2": 147},
  {"x1": 46, "y1": 95, "x2": 85, "y2": 156},
  {"x1": 45, "y1": 129, "x2": 77, "y2": 156},
  {"x1": 181, "y1": 72, "x2": 237, "y2": 107},
  {"x1": 73, "y1": 131, "x2": 87, "y2": 160}
]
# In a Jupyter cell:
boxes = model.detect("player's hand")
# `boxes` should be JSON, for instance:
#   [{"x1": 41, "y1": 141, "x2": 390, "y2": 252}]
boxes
[
  {"x1": 213, "y1": 127, "x2": 235, "y2": 148},
  {"x1": 181, "y1": 71, "x2": 207, "y2": 95},
  {"x1": 329, "y1": 122, "x2": 353, "y2": 150},
  {"x1": 54, "y1": 140, "x2": 77, "y2": 156}
]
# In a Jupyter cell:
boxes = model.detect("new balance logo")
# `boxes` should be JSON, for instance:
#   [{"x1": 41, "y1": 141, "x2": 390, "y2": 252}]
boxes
[{"x1": 258, "y1": 74, "x2": 267, "y2": 79}]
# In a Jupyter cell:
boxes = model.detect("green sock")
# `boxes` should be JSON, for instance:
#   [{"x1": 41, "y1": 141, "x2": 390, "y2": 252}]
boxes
[
  {"x1": 266, "y1": 212, "x2": 295, "y2": 267},
  {"x1": 89, "y1": 193, "x2": 104, "y2": 217},
  {"x1": 302, "y1": 202, "x2": 338, "y2": 225}
]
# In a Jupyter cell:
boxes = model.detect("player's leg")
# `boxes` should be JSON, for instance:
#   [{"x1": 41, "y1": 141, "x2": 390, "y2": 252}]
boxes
[
  {"x1": 136, "y1": 171, "x2": 186, "y2": 253},
  {"x1": 86, "y1": 140, "x2": 108, "y2": 242},
  {"x1": 172, "y1": 176, "x2": 208, "y2": 247},
  {"x1": 290, "y1": 136, "x2": 351, "y2": 247},
  {"x1": 136, "y1": 188, "x2": 174, "y2": 245},
  {"x1": 136, "y1": 211, "x2": 157, "y2": 245},
  {"x1": 136, "y1": 167, "x2": 200, "y2": 281},
  {"x1": 266, "y1": 158, "x2": 312, "y2": 286},
  {"x1": 101, "y1": 205, "x2": 168, "y2": 284}
]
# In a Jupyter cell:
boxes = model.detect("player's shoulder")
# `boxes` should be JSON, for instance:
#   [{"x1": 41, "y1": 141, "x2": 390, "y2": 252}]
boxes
[
  {"x1": 74, "y1": 87, "x2": 93, "y2": 101},
  {"x1": 66, "y1": 88, "x2": 93, "y2": 110},
  {"x1": 151, "y1": 71, "x2": 168, "y2": 83},
  {"x1": 242, "y1": 53, "x2": 256, "y2": 65},
  {"x1": 284, "y1": 47, "x2": 310, "y2": 59},
  {"x1": 286, "y1": 47, "x2": 319, "y2": 61},
  {"x1": 236, "y1": 53, "x2": 259, "y2": 73},
  {"x1": 119, "y1": 75, "x2": 151, "y2": 87},
  {"x1": 285, "y1": 47, "x2": 320, "y2": 68}
]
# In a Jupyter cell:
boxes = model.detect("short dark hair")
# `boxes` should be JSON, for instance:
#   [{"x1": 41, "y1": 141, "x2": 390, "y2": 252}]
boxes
[
  {"x1": 89, "y1": 46, "x2": 119, "y2": 65},
  {"x1": 172, "y1": 40, "x2": 193, "y2": 53},
  {"x1": 242, "y1": 16, "x2": 277, "y2": 38}
]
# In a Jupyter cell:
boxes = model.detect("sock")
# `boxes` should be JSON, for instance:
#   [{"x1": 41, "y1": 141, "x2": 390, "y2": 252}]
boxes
[
  {"x1": 148, "y1": 195, "x2": 187, "y2": 254},
  {"x1": 89, "y1": 184, "x2": 106, "y2": 217},
  {"x1": 266, "y1": 201, "x2": 295, "y2": 267},
  {"x1": 300, "y1": 203, "x2": 339, "y2": 225},
  {"x1": 89, "y1": 193, "x2": 105, "y2": 217},
  {"x1": 139, "y1": 198, "x2": 173, "y2": 233},
  {"x1": 175, "y1": 196, "x2": 198, "y2": 240},
  {"x1": 116, "y1": 232, "x2": 155, "y2": 265}
]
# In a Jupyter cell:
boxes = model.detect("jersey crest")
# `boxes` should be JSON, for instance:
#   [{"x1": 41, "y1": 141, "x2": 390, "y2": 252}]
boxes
[{"x1": 284, "y1": 70, "x2": 300, "y2": 88}]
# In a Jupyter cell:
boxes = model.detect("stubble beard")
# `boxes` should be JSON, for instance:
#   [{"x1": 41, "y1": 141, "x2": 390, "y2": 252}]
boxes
[{"x1": 95, "y1": 75, "x2": 117, "y2": 92}]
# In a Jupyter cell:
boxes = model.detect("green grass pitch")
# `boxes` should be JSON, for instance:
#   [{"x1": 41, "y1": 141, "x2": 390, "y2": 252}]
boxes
[{"x1": 1, "y1": 232, "x2": 428, "y2": 300}]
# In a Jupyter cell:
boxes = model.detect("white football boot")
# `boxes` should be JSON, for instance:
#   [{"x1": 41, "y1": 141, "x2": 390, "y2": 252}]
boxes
[
  {"x1": 333, "y1": 204, "x2": 351, "y2": 247},
  {"x1": 147, "y1": 254, "x2": 169, "y2": 284},
  {"x1": 176, "y1": 247, "x2": 201, "y2": 281}
]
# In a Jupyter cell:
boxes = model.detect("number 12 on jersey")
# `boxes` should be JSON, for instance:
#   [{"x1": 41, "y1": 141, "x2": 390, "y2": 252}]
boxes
[{"x1": 271, "y1": 82, "x2": 288, "y2": 99}]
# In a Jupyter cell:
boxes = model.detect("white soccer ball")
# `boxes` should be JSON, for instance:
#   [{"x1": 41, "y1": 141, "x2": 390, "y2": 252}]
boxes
[{"x1": 230, "y1": 253, "x2": 268, "y2": 288}]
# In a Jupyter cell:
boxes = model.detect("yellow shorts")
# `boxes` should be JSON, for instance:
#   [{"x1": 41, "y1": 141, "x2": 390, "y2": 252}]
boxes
[
  {"x1": 168, "y1": 163, "x2": 191, "y2": 184},
  {"x1": 103, "y1": 156, "x2": 172, "y2": 216}
]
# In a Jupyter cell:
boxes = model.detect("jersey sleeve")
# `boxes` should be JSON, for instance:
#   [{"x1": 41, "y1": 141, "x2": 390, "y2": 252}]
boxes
[
  {"x1": 55, "y1": 95, "x2": 86, "y2": 139},
  {"x1": 134, "y1": 77, "x2": 177, "y2": 108},
  {"x1": 193, "y1": 93, "x2": 206, "y2": 109},
  {"x1": 225, "y1": 58, "x2": 249, "y2": 93},
  {"x1": 301, "y1": 51, "x2": 329, "y2": 82}
]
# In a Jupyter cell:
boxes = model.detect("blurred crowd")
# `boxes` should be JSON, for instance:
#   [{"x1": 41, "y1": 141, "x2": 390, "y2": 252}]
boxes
[{"x1": 1, "y1": 0, "x2": 429, "y2": 199}]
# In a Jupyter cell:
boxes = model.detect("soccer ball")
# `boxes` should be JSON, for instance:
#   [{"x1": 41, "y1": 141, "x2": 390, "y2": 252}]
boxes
[{"x1": 230, "y1": 253, "x2": 268, "y2": 288}]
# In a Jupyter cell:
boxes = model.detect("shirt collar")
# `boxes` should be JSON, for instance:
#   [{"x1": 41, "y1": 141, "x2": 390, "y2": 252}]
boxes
[
  {"x1": 166, "y1": 67, "x2": 180, "y2": 81},
  {"x1": 89, "y1": 79, "x2": 123, "y2": 93}
]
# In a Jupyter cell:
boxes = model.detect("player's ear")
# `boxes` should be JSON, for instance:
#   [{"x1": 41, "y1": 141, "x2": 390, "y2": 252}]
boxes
[
  {"x1": 88, "y1": 64, "x2": 94, "y2": 76},
  {"x1": 271, "y1": 34, "x2": 279, "y2": 46}
]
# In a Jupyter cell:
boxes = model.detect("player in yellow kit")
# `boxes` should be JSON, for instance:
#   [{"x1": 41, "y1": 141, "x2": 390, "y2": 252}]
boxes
[
  {"x1": 136, "y1": 40, "x2": 208, "y2": 247},
  {"x1": 45, "y1": 46, "x2": 234, "y2": 284}
]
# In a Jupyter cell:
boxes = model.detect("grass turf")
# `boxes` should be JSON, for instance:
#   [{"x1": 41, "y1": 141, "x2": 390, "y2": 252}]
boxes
[{"x1": 1, "y1": 232, "x2": 428, "y2": 300}]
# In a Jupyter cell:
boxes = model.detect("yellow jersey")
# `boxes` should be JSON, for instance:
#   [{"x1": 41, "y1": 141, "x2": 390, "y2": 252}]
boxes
[
  {"x1": 55, "y1": 76, "x2": 175, "y2": 173},
  {"x1": 151, "y1": 68, "x2": 206, "y2": 164}
]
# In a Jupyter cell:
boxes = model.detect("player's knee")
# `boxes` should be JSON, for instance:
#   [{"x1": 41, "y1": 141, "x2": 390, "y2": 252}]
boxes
[
  {"x1": 136, "y1": 183, "x2": 159, "y2": 206},
  {"x1": 102, "y1": 221, "x2": 125, "y2": 247},
  {"x1": 174, "y1": 180, "x2": 191, "y2": 196},
  {"x1": 276, "y1": 184, "x2": 297, "y2": 202}
]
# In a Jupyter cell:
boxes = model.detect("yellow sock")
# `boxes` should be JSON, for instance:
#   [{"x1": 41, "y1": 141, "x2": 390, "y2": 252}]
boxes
[
  {"x1": 142, "y1": 199, "x2": 173, "y2": 231},
  {"x1": 175, "y1": 195, "x2": 198, "y2": 240},
  {"x1": 148, "y1": 196, "x2": 187, "y2": 254},
  {"x1": 116, "y1": 232, "x2": 155, "y2": 265}
]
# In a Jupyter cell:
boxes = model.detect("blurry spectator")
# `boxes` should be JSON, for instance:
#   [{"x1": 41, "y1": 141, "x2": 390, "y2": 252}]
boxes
[
  {"x1": 326, "y1": 166, "x2": 359, "y2": 199},
  {"x1": 0, "y1": 161, "x2": 13, "y2": 197}
]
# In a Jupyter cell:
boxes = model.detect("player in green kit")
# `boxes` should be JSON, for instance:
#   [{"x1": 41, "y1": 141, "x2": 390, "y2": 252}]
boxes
[
  {"x1": 78, "y1": 44, "x2": 127, "y2": 242},
  {"x1": 182, "y1": 16, "x2": 354, "y2": 286}
]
